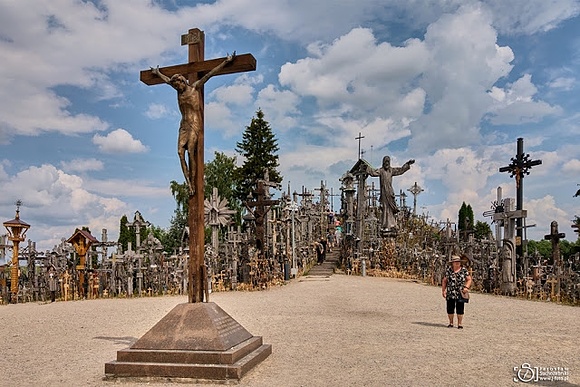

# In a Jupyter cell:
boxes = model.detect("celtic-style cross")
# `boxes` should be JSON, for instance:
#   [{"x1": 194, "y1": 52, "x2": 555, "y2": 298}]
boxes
[
  {"x1": 140, "y1": 28, "x2": 256, "y2": 302},
  {"x1": 407, "y1": 181, "x2": 424, "y2": 216}
]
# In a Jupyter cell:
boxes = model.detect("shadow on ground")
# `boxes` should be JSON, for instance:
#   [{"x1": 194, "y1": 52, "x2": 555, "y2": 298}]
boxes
[
  {"x1": 411, "y1": 321, "x2": 448, "y2": 328},
  {"x1": 93, "y1": 336, "x2": 137, "y2": 345}
]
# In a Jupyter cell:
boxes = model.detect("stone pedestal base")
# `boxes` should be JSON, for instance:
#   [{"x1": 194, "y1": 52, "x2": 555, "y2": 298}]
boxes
[{"x1": 105, "y1": 302, "x2": 271, "y2": 382}]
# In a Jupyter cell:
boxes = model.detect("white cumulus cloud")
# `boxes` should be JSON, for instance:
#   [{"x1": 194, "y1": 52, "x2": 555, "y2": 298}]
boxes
[{"x1": 92, "y1": 129, "x2": 148, "y2": 153}]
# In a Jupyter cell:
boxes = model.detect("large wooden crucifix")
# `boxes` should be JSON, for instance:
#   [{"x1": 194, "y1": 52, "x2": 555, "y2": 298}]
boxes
[{"x1": 140, "y1": 28, "x2": 256, "y2": 302}]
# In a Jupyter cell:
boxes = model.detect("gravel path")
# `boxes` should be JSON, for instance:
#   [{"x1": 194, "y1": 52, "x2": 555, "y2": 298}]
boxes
[{"x1": 1, "y1": 274, "x2": 578, "y2": 386}]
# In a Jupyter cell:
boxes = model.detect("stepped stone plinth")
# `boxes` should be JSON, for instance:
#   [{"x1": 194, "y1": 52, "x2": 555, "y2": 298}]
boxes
[{"x1": 105, "y1": 302, "x2": 271, "y2": 382}]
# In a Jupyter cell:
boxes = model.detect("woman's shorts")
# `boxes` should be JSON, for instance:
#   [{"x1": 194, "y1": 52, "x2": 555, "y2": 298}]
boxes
[{"x1": 446, "y1": 298, "x2": 465, "y2": 315}]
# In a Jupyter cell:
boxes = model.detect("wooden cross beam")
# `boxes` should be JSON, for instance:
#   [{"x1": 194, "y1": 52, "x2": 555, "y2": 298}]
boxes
[
  {"x1": 140, "y1": 28, "x2": 256, "y2": 303},
  {"x1": 140, "y1": 54, "x2": 256, "y2": 85}
]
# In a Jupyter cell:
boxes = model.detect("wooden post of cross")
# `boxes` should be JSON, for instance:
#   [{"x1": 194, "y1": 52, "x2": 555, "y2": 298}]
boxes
[
  {"x1": 544, "y1": 221, "x2": 565, "y2": 301},
  {"x1": 140, "y1": 28, "x2": 256, "y2": 302}
]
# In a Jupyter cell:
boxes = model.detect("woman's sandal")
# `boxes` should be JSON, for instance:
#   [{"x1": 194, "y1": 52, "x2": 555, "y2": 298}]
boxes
[
  {"x1": 447, "y1": 324, "x2": 453, "y2": 328},
  {"x1": 457, "y1": 326, "x2": 463, "y2": 329}
]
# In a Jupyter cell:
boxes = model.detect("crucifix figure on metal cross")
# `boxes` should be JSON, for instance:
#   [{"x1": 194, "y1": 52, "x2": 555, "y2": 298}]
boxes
[
  {"x1": 140, "y1": 28, "x2": 256, "y2": 302},
  {"x1": 499, "y1": 137, "x2": 542, "y2": 256}
]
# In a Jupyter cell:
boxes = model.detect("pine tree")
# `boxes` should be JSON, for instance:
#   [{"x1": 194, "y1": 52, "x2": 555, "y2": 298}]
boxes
[
  {"x1": 234, "y1": 108, "x2": 282, "y2": 202},
  {"x1": 117, "y1": 214, "x2": 150, "y2": 252},
  {"x1": 117, "y1": 215, "x2": 133, "y2": 252},
  {"x1": 458, "y1": 202, "x2": 474, "y2": 241}
]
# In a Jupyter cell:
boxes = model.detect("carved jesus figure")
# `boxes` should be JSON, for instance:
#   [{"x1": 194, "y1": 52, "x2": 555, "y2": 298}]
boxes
[
  {"x1": 367, "y1": 155, "x2": 414, "y2": 230},
  {"x1": 151, "y1": 52, "x2": 235, "y2": 196}
]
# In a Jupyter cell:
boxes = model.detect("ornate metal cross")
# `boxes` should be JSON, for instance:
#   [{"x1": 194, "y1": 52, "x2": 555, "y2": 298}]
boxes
[
  {"x1": 499, "y1": 137, "x2": 542, "y2": 255},
  {"x1": 407, "y1": 181, "x2": 424, "y2": 216}
]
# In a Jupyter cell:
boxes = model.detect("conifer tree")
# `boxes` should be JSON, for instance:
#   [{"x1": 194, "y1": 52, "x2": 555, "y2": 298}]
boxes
[
  {"x1": 458, "y1": 202, "x2": 474, "y2": 241},
  {"x1": 117, "y1": 214, "x2": 133, "y2": 252},
  {"x1": 234, "y1": 108, "x2": 282, "y2": 202},
  {"x1": 117, "y1": 214, "x2": 150, "y2": 252}
]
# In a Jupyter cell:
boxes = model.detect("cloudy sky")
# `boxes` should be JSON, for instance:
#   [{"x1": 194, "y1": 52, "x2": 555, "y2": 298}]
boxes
[{"x1": 1, "y1": 0, "x2": 579, "y2": 251}]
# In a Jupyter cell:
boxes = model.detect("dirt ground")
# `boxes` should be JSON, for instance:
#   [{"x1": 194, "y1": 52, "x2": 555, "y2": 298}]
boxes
[{"x1": 1, "y1": 274, "x2": 578, "y2": 387}]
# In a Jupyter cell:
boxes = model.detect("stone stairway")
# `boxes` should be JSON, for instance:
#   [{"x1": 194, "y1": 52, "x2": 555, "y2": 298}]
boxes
[{"x1": 304, "y1": 249, "x2": 339, "y2": 278}]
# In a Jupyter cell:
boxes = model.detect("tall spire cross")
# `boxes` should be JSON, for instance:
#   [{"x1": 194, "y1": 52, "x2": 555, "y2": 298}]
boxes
[
  {"x1": 140, "y1": 28, "x2": 256, "y2": 303},
  {"x1": 355, "y1": 132, "x2": 365, "y2": 160},
  {"x1": 499, "y1": 137, "x2": 542, "y2": 256}
]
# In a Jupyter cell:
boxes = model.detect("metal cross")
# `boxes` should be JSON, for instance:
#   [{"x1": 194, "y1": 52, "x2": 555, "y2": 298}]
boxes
[
  {"x1": 499, "y1": 137, "x2": 542, "y2": 256},
  {"x1": 355, "y1": 132, "x2": 365, "y2": 160},
  {"x1": 407, "y1": 182, "x2": 424, "y2": 216}
]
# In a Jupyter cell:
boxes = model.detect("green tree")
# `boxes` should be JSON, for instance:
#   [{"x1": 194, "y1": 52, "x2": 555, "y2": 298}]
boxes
[
  {"x1": 234, "y1": 108, "x2": 282, "y2": 202},
  {"x1": 162, "y1": 180, "x2": 189, "y2": 254},
  {"x1": 117, "y1": 214, "x2": 151, "y2": 252},
  {"x1": 170, "y1": 180, "x2": 189, "y2": 214},
  {"x1": 117, "y1": 214, "x2": 133, "y2": 252},
  {"x1": 150, "y1": 225, "x2": 167, "y2": 247},
  {"x1": 527, "y1": 240, "x2": 552, "y2": 260},
  {"x1": 474, "y1": 220, "x2": 492, "y2": 240},
  {"x1": 162, "y1": 208, "x2": 187, "y2": 254},
  {"x1": 572, "y1": 215, "x2": 580, "y2": 243},
  {"x1": 205, "y1": 151, "x2": 243, "y2": 226},
  {"x1": 458, "y1": 202, "x2": 474, "y2": 241}
]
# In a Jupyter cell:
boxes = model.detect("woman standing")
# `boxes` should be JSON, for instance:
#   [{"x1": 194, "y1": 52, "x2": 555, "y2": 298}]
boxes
[{"x1": 441, "y1": 255, "x2": 472, "y2": 329}]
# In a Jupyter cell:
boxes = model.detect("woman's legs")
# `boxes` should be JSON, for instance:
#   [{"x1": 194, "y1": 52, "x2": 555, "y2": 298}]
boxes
[
  {"x1": 446, "y1": 300, "x2": 455, "y2": 326},
  {"x1": 456, "y1": 301, "x2": 465, "y2": 327}
]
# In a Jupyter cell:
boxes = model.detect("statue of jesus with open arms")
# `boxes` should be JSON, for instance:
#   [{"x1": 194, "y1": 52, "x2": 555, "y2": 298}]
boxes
[{"x1": 367, "y1": 155, "x2": 414, "y2": 231}]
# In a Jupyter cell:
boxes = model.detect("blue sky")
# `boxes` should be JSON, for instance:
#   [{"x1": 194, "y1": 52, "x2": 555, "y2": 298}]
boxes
[{"x1": 1, "y1": 0, "x2": 580, "y2": 251}]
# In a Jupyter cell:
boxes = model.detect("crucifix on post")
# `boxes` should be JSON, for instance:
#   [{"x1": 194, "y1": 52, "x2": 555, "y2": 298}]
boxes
[
  {"x1": 499, "y1": 137, "x2": 542, "y2": 257},
  {"x1": 140, "y1": 28, "x2": 256, "y2": 303}
]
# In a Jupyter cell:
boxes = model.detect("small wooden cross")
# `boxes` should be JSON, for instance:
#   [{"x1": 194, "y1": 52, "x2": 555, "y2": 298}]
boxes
[
  {"x1": 245, "y1": 176, "x2": 280, "y2": 254},
  {"x1": 544, "y1": 220, "x2": 565, "y2": 299},
  {"x1": 140, "y1": 28, "x2": 256, "y2": 303}
]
